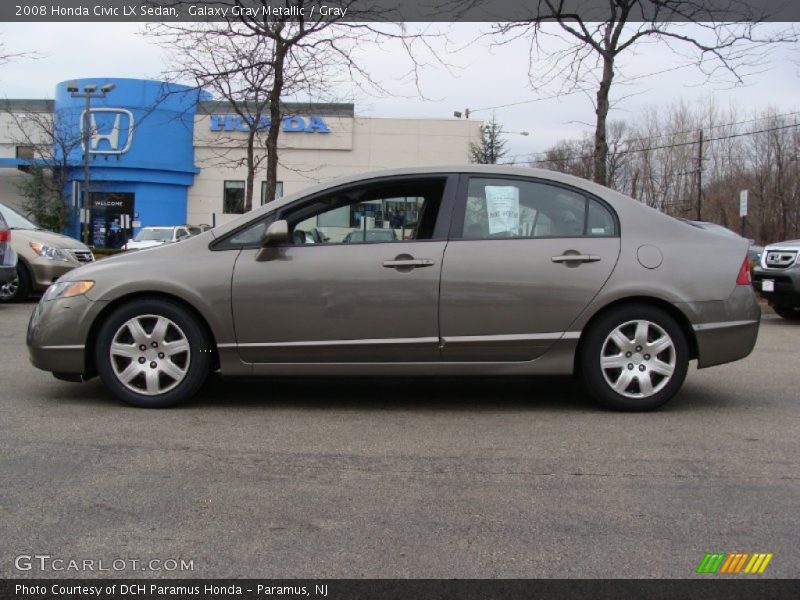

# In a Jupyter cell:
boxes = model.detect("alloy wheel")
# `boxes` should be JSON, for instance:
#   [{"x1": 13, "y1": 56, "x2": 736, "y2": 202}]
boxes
[
  {"x1": 109, "y1": 314, "x2": 191, "y2": 396},
  {"x1": 600, "y1": 319, "x2": 676, "y2": 399},
  {"x1": 0, "y1": 275, "x2": 19, "y2": 300}
]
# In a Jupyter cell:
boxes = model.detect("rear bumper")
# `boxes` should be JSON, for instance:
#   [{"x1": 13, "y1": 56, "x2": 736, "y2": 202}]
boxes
[
  {"x1": 679, "y1": 285, "x2": 761, "y2": 369},
  {"x1": 693, "y1": 319, "x2": 760, "y2": 368}
]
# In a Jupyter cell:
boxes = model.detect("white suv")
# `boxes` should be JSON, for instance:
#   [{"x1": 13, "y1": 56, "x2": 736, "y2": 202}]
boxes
[{"x1": 123, "y1": 226, "x2": 194, "y2": 251}]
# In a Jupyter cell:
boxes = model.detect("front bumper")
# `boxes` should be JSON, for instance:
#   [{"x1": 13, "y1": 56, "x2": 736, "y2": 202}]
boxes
[
  {"x1": 27, "y1": 293, "x2": 106, "y2": 375},
  {"x1": 752, "y1": 265, "x2": 800, "y2": 306},
  {"x1": 27, "y1": 257, "x2": 84, "y2": 291},
  {"x1": 679, "y1": 285, "x2": 761, "y2": 369}
]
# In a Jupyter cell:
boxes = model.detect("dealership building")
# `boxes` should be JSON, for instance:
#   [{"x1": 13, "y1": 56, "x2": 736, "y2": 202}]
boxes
[{"x1": 0, "y1": 78, "x2": 480, "y2": 248}]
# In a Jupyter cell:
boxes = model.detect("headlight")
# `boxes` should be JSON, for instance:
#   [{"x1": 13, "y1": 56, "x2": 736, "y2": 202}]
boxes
[
  {"x1": 30, "y1": 241, "x2": 70, "y2": 262},
  {"x1": 42, "y1": 280, "x2": 94, "y2": 302}
]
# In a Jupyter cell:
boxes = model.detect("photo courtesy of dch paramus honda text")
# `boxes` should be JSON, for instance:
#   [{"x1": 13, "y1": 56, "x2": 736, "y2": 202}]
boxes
[{"x1": 27, "y1": 165, "x2": 760, "y2": 411}]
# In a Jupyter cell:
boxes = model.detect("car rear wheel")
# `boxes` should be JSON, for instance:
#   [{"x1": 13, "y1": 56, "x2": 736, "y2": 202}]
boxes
[
  {"x1": 95, "y1": 298, "x2": 212, "y2": 408},
  {"x1": 772, "y1": 305, "x2": 800, "y2": 321},
  {"x1": 579, "y1": 304, "x2": 689, "y2": 411},
  {"x1": 0, "y1": 265, "x2": 31, "y2": 303}
]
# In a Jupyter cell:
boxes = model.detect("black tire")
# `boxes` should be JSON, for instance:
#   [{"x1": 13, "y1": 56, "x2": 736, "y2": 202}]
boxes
[
  {"x1": 0, "y1": 264, "x2": 32, "y2": 303},
  {"x1": 579, "y1": 303, "x2": 689, "y2": 411},
  {"x1": 772, "y1": 305, "x2": 800, "y2": 321},
  {"x1": 94, "y1": 298, "x2": 212, "y2": 408}
]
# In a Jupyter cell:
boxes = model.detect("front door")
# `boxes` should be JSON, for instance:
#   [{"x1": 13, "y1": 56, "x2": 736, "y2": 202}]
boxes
[
  {"x1": 231, "y1": 175, "x2": 455, "y2": 363},
  {"x1": 439, "y1": 175, "x2": 621, "y2": 361}
]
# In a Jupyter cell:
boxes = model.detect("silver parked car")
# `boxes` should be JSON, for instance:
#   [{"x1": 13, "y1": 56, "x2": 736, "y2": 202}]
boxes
[
  {"x1": 0, "y1": 202, "x2": 93, "y2": 302},
  {"x1": 0, "y1": 209, "x2": 18, "y2": 285},
  {"x1": 27, "y1": 166, "x2": 760, "y2": 410}
]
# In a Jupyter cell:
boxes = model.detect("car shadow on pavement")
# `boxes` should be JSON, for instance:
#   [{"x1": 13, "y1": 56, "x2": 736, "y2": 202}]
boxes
[
  {"x1": 44, "y1": 374, "x2": 600, "y2": 412},
  {"x1": 182, "y1": 374, "x2": 598, "y2": 412},
  {"x1": 41, "y1": 372, "x2": 729, "y2": 414}
]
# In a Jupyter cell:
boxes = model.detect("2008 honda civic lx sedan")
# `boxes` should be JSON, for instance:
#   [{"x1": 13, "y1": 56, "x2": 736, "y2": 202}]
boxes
[{"x1": 27, "y1": 166, "x2": 760, "y2": 410}]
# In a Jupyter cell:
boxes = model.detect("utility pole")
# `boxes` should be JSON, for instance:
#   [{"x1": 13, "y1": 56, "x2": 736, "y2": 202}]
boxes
[
  {"x1": 696, "y1": 129, "x2": 704, "y2": 221},
  {"x1": 66, "y1": 82, "x2": 116, "y2": 245}
]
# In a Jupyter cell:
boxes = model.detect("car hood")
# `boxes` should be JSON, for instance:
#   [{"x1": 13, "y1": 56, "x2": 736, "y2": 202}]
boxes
[
  {"x1": 66, "y1": 231, "x2": 209, "y2": 277},
  {"x1": 765, "y1": 239, "x2": 800, "y2": 249},
  {"x1": 10, "y1": 228, "x2": 90, "y2": 251}
]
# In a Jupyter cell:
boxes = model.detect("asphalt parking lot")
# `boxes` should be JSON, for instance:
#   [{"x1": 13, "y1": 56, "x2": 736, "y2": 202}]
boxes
[{"x1": 0, "y1": 299, "x2": 798, "y2": 579}]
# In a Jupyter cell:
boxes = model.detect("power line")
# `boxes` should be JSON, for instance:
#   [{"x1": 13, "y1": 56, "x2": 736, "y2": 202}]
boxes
[
  {"x1": 500, "y1": 121, "x2": 800, "y2": 166},
  {"x1": 501, "y1": 109, "x2": 800, "y2": 163},
  {"x1": 470, "y1": 61, "x2": 702, "y2": 113}
]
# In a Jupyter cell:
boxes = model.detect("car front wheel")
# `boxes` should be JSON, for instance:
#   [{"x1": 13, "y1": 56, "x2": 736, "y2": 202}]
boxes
[
  {"x1": 579, "y1": 304, "x2": 689, "y2": 411},
  {"x1": 0, "y1": 265, "x2": 31, "y2": 303},
  {"x1": 95, "y1": 298, "x2": 212, "y2": 408}
]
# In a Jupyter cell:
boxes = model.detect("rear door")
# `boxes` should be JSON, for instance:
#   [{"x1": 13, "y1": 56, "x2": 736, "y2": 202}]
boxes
[{"x1": 439, "y1": 175, "x2": 621, "y2": 361}]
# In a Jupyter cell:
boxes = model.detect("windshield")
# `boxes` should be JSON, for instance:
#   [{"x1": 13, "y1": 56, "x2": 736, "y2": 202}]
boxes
[
  {"x1": 134, "y1": 228, "x2": 173, "y2": 242},
  {"x1": 0, "y1": 203, "x2": 39, "y2": 230}
]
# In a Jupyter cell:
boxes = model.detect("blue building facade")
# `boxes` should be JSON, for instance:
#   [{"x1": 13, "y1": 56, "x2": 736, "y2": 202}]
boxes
[{"x1": 53, "y1": 78, "x2": 206, "y2": 247}]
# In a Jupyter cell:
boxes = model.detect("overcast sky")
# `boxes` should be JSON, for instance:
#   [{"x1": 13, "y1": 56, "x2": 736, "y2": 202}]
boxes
[{"x1": 1, "y1": 22, "x2": 798, "y2": 159}]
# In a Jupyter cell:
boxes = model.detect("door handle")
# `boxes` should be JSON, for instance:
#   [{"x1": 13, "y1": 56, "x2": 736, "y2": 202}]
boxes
[
  {"x1": 382, "y1": 258, "x2": 436, "y2": 268},
  {"x1": 551, "y1": 254, "x2": 601, "y2": 263}
]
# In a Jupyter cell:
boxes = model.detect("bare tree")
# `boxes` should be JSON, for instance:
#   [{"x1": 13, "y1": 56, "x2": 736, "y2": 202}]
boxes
[
  {"x1": 155, "y1": 26, "x2": 298, "y2": 212},
  {"x1": 486, "y1": 1, "x2": 796, "y2": 186},
  {"x1": 1, "y1": 104, "x2": 84, "y2": 232},
  {"x1": 150, "y1": 1, "x2": 439, "y2": 211},
  {"x1": 538, "y1": 99, "x2": 800, "y2": 244}
]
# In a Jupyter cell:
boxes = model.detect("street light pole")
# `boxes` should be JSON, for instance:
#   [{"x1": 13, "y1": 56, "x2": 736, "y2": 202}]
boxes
[
  {"x1": 81, "y1": 94, "x2": 91, "y2": 245},
  {"x1": 66, "y1": 82, "x2": 116, "y2": 245}
]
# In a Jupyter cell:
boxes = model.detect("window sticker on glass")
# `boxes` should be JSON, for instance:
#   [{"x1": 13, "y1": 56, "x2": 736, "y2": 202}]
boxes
[{"x1": 485, "y1": 186, "x2": 520, "y2": 235}]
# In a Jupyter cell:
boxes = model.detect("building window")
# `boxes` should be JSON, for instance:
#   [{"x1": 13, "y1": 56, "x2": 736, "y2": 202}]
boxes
[
  {"x1": 16, "y1": 146, "x2": 35, "y2": 160},
  {"x1": 223, "y1": 181, "x2": 245, "y2": 214},
  {"x1": 260, "y1": 181, "x2": 284, "y2": 205}
]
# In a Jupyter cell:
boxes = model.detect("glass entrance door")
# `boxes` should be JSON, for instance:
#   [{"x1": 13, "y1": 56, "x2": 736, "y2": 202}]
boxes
[{"x1": 89, "y1": 192, "x2": 134, "y2": 249}]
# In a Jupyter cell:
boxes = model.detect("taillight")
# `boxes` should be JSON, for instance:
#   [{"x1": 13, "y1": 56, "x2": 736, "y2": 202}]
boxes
[
  {"x1": 0, "y1": 228, "x2": 9, "y2": 243},
  {"x1": 736, "y1": 256, "x2": 751, "y2": 285}
]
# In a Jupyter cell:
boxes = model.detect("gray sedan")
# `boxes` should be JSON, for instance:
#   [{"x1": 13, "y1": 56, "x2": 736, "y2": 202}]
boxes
[{"x1": 27, "y1": 166, "x2": 760, "y2": 410}]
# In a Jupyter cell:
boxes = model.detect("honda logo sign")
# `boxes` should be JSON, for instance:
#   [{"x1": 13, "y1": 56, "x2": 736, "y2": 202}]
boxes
[{"x1": 81, "y1": 108, "x2": 134, "y2": 154}]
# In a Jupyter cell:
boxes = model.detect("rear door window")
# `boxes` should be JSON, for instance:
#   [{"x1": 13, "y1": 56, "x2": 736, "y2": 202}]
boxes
[{"x1": 458, "y1": 177, "x2": 617, "y2": 239}]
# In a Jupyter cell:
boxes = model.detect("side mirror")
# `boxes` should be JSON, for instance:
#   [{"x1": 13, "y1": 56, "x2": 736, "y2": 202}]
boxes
[{"x1": 261, "y1": 219, "x2": 289, "y2": 246}]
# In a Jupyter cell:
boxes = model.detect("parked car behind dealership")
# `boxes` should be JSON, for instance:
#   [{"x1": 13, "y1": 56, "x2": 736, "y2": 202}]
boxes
[
  {"x1": 0, "y1": 209, "x2": 18, "y2": 286},
  {"x1": 0, "y1": 202, "x2": 93, "y2": 303},
  {"x1": 27, "y1": 166, "x2": 760, "y2": 411},
  {"x1": 122, "y1": 225, "x2": 195, "y2": 251}
]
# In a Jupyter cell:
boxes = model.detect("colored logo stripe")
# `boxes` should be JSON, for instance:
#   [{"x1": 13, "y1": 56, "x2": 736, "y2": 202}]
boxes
[
  {"x1": 697, "y1": 553, "x2": 726, "y2": 574},
  {"x1": 744, "y1": 553, "x2": 773, "y2": 574},
  {"x1": 696, "y1": 552, "x2": 773, "y2": 574}
]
